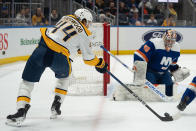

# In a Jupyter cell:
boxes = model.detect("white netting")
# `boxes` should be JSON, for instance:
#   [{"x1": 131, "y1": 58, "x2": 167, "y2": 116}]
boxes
[{"x1": 67, "y1": 23, "x2": 105, "y2": 96}]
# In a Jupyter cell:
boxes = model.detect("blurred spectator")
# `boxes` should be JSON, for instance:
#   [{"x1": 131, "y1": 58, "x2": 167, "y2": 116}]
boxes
[
  {"x1": 135, "y1": 20, "x2": 144, "y2": 26},
  {"x1": 162, "y1": 14, "x2": 176, "y2": 26},
  {"x1": 32, "y1": 7, "x2": 48, "y2": 26},
  {"x1": 153, "y1": 4, "x2": 162, "y2": 14},
  {"x1": 130, "y1": 4, "x2": 139, "y2": 14},
  {"x1": 86, "y1": 0, "x2": 93, "y2": 10},
  {"x1": 24, "y1": 7, "x2": 31, "y2": 25},
  {"x1": 138, "y1": 0, "x2": 153, "y2": 14},
  {"x1": 105, "y1": 9, "x2": 112, "y2": 17},
  {"x1": 146, "y1": 14, "x2": 158, "y2": 26},
  {"x1": 143, "y1": 3, "x2": 149, "y2": 14},
  {"x1": 99, "y1": 13, "x2": 106, "y2": 23},
  {"x1": 0, "y1": 6, "x2": 9, "y2": 18},
  {"x1": 96, "y1": 0, "x2": 105, "y2": 10},
  {"x1": 107, "y1": 1, "x2": 117, "y2": 16},
  {"x1": 119, "y1": 13, "x2": 129, "y2": 25},
  {"x1": 126, "y1": 0, "x2": 138, "y2": 9},
  {"x1": 168, "y1": 3, "x2": 177, "y2": 19},
  {"x1": 50, "y1": 9, "x2": 61, "y2": 25},
  {"x1": 104, "y1": 0, "x2": 114, "y2": 7},
  {"x1": 119, "y1": 1, "x2": 129, "y2": 15},
  {"x1": 16, "y1": 8, "x2": 28, "y2": 25},
  {"x1": 129, "y1": 12, "x2": 141, "y2": 25}
]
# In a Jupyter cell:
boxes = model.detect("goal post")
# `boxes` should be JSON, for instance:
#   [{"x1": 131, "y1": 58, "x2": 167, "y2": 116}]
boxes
[{"x1": 103, "y1": 23, "x2": 110, "y2": 96}]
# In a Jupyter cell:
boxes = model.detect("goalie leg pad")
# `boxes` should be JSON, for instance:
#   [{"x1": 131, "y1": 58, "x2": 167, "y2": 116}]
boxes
[
  {"x1": 172, "y1": 67, "x2": 190, "y2": 82},
  {"x1": 133, "y1": 61, "x2": 147, "y2": 85},
  {"x1": 113, "y1": 84, "x2": 146, "y2": 101},
  {"x1": 113, "y1": 85, "x2": 128, "y2": 101}
]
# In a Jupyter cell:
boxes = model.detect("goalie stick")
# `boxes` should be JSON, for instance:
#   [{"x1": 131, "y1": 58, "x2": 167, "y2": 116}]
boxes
[
  {"x1": 100, "y1": 45, "x2": 169, "y2": 101},
  {"x1": 106, "y1": 70, "x2": 173, "y2": 121}
]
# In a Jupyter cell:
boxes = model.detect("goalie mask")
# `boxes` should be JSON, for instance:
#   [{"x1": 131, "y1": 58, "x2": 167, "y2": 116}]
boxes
[
  {"x1": 162, "y1": 29, "x2": 177, "y2": 48},
  {"x1": 74, "y1": 8, "x2": 93, "y2": 28}
]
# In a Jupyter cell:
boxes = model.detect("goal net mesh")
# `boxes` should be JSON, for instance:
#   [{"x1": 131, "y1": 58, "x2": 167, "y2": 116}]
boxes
[{"x1": 67, "y1": 23, "x2": 110, "y2": 96}]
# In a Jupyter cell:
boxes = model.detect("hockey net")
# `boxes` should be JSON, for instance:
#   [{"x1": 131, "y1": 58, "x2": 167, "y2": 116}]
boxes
[{"x1": 67, "y1": 23, "x2": 110, "y2": 96}]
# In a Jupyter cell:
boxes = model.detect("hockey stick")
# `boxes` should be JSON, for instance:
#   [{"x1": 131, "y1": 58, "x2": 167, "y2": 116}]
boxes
[
  {"x1": 106, "y1": 70, "x2": 173, "y2": 121},
  {"x1": 100, "y1": 45, "x2": 169, "y2": 101}
]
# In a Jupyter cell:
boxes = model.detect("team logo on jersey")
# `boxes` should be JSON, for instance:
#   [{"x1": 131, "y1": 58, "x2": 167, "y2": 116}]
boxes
[
  {"x1": 142, "y1": 29, "x2": 183, "y2": 43},
  {"x1": 160, "y1": 56, "x2": 172, "y2": 69}
]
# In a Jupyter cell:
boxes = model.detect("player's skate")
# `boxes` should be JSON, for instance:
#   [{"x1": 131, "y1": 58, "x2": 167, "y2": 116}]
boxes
[
  {"x1": 50, "y1": 95, "x2": 62, "y2": 119},
  {"x1": 6, "y1": 104, "x2": 30, "y2": 127}
]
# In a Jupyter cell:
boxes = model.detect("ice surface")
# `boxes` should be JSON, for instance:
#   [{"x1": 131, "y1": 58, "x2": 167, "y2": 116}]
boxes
[{"x1": 0, "y1": 55, "x2": 196, "y2": 131}]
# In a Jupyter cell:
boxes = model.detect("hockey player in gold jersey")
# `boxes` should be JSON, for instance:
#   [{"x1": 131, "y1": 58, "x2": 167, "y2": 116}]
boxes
[{"x1": 6, "y1": 8, "x2": 108, "y2": 126}]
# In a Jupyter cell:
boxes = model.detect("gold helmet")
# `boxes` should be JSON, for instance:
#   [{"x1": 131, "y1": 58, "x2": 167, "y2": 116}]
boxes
[{"x1": 162, "y1": 29, "x2": 177, "y2": 48}]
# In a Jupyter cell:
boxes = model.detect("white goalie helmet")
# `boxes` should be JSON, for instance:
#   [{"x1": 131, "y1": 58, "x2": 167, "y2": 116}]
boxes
[
  {"x1": 74, "y1": 8, "x2": 93, "y2": 26},
  {"x1": 162, "y1": 29, "x2": 177, "y2": 48}
]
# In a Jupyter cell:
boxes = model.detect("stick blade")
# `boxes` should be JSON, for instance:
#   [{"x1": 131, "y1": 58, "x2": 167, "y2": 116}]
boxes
[{"x1": 160, "y1": 113, "x2": 173, "y2": 122}]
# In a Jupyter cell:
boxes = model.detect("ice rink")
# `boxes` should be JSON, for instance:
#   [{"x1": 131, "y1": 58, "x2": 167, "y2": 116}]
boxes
[{"x1": 0, "y1": 54, "x2": 196, "y2": 131}]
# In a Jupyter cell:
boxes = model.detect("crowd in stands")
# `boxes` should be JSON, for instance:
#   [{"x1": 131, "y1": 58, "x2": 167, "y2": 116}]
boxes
[
  {"x1": 0, "y1": 0, "x2": 179, "y2": 26},
  {"x1": 76, "y1": 0, "x2": 178, "y2": 26},
  {"x1": 0, "y1": 0, "x2": 61, "y2": 26}
]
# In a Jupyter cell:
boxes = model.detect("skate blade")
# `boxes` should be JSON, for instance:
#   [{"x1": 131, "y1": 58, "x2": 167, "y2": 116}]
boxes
[
  {"x1": 5, "y1": 120, "x2": 22, "y2": 127},
  {"x1": 50, "y1": 114, "x2": 58, "y2": 119},
  {"x1": 50, "y1": 110, "x2": 58, "y2": 119}
]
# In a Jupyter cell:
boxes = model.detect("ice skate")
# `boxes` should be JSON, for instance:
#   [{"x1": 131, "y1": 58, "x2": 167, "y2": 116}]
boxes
[
  {"x1": 50, "y1": 95, "x2": 62, "y2": 119},
  {"x1": 6, "y1": 104, "x2": 30, "y2": 127}
]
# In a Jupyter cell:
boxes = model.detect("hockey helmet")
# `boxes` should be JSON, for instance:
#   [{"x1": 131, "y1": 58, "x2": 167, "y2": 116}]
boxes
[
  {"x1": 162, "y1": 29, "x2": 177, "y2": 48},
  {"x1": 74, "y1": 8, "x2": 93, "y2": 27}
]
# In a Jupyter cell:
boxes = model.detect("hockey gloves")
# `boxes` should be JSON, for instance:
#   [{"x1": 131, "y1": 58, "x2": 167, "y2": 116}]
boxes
[
  {"x1": 170, "y1": 64, "x2": 190, "y2": 82},
  {"x1": 95, "y1": 58, "x2": 108, "y2": 73}
]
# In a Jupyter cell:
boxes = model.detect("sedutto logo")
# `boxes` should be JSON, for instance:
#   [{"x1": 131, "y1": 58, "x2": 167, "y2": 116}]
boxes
[
  {"x1": 142, "y1": 29, "x2": 183, "y2": 43},
  {"x1": 0, "y1": 33, "x2": 8, "y2": 55}
]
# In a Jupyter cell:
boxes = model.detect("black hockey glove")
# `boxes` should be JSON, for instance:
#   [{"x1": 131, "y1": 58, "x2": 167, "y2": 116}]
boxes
[
  {"x1": 169, "y1": 64, "x2": 179, "y2": 73},
  {"x1": 95, "y1": 58, "x2": 108, "y2": 73}
]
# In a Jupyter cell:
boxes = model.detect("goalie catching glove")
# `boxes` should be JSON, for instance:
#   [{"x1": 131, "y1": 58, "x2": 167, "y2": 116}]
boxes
[
  {"x1": 95, "y1": 58, "x2": 108, "y2": 73},
  {"x1": 170, "y1": 65, "x2": 190, "y2": 82}
]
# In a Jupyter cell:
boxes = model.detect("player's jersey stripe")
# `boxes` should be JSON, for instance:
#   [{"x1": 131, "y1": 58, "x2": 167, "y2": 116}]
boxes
[
  {"x1": 55, "y1": 88, "x2": 68, "y2": 95},
  {"x1": 40, "y1": 28, "x2": 70, "y2": 57},
  {"x1": 171, "y1": 62, "x2": 177, "y2": 65},
  {"x1": 68, "y1": 15, "x2": 92, "y2": 36},
  {"x1": 17, "y1": 96, "x2": 31, "y2": 103},
  {"x1": 84, "y1": 56, "x2": 100, "y2": 66},
  {"x1": 136, "y1": 50, "x2": 149, "y2": 62},
  {"x1": 190, "y1": 83, "x2": 196, "y2": 88}
]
